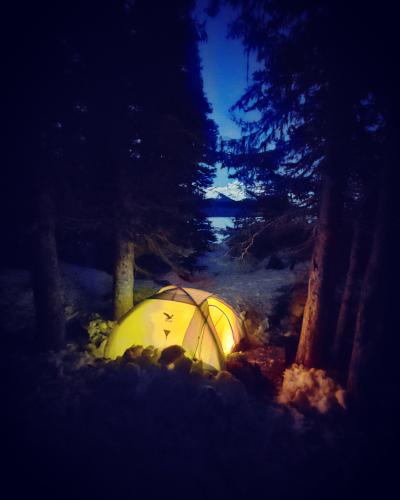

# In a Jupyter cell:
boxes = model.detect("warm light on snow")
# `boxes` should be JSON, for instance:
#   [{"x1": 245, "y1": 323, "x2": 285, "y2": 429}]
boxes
[{"x1": 278, "y1": 364, "x2": 346, "y2": 413}]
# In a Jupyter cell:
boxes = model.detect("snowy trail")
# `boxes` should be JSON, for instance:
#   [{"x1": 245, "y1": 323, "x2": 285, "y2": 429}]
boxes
[
  {"x1": 0, "y1": 244, "x2": 308, "y2": 336},
  {"x1": 164, "y1": 243, "x2": 309, "y2": 317}
]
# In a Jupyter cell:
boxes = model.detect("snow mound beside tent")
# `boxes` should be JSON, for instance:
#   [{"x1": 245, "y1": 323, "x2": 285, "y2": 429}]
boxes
[{"x1": 278, "y1": 364, "x2": 346, "y2": 414}]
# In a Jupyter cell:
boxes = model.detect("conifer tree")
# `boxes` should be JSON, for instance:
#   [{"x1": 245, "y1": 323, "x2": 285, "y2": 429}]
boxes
[{"x1": 221, "y1": 0, "x2": 394, "y2": 371}]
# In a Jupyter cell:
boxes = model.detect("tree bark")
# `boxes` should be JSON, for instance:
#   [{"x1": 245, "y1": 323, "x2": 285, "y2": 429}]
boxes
[
  {"x1": 295, "y1": 63, "x2": 353, "y2": 368},
  {"x1": 113, "y1": 231, "x2": 135, "y2": 320},
  {"x1": 112, "y1": 141, "x2": 136, "y2": 321},
  {"x1": 32, "y1": 182, "x2": 65, "y2": 350},
  {"x1": 333, "y1": 218, "x2": 364, "y2": 369},
  {"x1": 295, "y1": 171, "x2": 342, "y2": 367},
  {"x1": 347, "y1": 163, "x2": 389, "y2": 401}
]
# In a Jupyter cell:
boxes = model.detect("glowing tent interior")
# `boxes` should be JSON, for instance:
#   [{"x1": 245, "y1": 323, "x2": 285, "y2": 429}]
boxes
[{"x1": 105, "y1": 286, "x2": 246, "y2": 370}]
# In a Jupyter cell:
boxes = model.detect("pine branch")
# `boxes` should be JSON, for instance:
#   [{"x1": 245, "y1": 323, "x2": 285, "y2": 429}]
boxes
[{"x1": 227, "y1": 203, "x2": 313, "y2": 260}]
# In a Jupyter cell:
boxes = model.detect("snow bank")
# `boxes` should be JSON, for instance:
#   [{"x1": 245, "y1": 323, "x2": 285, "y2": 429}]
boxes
[
  {"x1": 61, "y1": 262, "x2": 113, "y2": 315},
  {"x1": 0, "y1": 263, "x2": 113, "y2": 334},
  {"x1": 0, "y1": 268, "x2": 34, "y2": 335},
  {"x1": 278, "y1": 364, "x2": 346, "y2": 414},
  {"x1": 0, "y1": 264, "x2": 158, "y2": 335},
  {"x1": 5, "y1": 340, "x2": 359, "y2": 498}
]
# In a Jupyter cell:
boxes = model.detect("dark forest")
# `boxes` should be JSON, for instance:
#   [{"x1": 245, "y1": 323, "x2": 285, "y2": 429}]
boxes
[{"x1": 1, "y1": 1, "x2": 399, "y2": 498}]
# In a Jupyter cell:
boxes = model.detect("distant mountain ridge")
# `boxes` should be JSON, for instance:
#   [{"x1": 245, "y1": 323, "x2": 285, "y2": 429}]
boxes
[
  {"x1": 204, "y1": 180, "x2": 247, "y2": 201},
  {"x1": 202, "y1": 192, "x2": 259, "y2": 218},
  {"x1": 213, "y1": 192, "x2": 235, "y2": 202}
]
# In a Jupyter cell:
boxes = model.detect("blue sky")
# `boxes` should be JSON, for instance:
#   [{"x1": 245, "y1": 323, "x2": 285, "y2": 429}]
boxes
[{"x1": 194, "y1": 1, "x2": 259, "y2": 187}]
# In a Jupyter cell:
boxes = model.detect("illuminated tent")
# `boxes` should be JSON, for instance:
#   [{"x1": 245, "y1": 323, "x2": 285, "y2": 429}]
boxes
[{"x1": 105, "y1": 286, "x2": 246, "y2": 370}]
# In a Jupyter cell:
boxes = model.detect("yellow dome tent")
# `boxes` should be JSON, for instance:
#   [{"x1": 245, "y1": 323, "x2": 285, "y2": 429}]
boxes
[{"x1": 105, "y1": 286, "x2": 246, "y2": 370}]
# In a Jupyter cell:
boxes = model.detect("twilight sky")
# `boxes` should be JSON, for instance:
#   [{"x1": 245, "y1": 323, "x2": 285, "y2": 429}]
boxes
[{"x1": 194, "y1": 1, "x2": 260, "y2": 187}]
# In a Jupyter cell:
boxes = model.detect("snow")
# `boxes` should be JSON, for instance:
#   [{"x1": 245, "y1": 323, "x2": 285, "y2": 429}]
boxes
[
  {"x1": 61, "y1": 262, "x2": 113, "y2": 316},
  {"x1": 0, "y1": 247, "x2": 308, "y2": 342},
  {"x1": 3, "y1": 343, "x2": 354, "y2": 498},
  {"x1": 165, "y1": 243, "x2": 309, "y2": 318},
  {"x1": 0, "y1": 263, "x2": 154, "y2": 335},
  {"x1": 278, "y1": 364, "x2": 346, "y2": 413},
  {"x1": 0, "y1": 268, "x2": 34, "y2": 335},
  {"x1": 0, "y1": 263, "x2": 112, "y2": 335},
  {"x1": 2, "y1": 252, "x2": 384, "y2": 498},
  {"x1": 204, "y1": 179, "x2": 247, "y2": 200}
]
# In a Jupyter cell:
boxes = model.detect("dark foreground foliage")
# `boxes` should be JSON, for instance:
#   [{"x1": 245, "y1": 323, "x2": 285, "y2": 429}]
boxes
[{"x1": 2, "y1": 343, "x2": 396, "y2": 500}]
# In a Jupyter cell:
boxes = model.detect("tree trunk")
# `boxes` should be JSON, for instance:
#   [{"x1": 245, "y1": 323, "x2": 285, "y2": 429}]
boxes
[
  {"x1": 295, "y1": 65, "x2": 353, "y2": 368},
  {"x1": 32, "y1": 182, "x2": 65, "y2": 350},
  {"x1": 295, "y1": 171, "x2": 342, "y2": 367},
  {"x1": 333, "y1": 218, "x2": 364, "y2": 369},
  {"x1": 347, "y1": 163, "x2": 389, "y2": 401},
  {"x1": 113, "y1": 230, "x2": 135, "y2": 320},
  {"x1": 112, "y1": 146, "x2": 135, "y2": 320}
]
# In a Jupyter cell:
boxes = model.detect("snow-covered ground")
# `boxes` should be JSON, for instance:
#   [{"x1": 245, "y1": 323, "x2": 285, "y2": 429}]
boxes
[
  {"x1": 0, "y1": 267, "x2": 35, "y2": 335},
  {"x1": 2, "y1": 249, "x2": 385, "y2": 499},
  {"x1": 0, "y1": 244, "x2": 308, "y2": 338},
  {"x1": 170, "y1": 244, "x2": 309, "y2": 317},
  {"x1": 2, "y1": 340, "x2": 356, "y2": 500},
  {"x1": 0, "y1": 263, "x2": 155, "y2": 335},
  {"x1": 0, "y1": 263, "x2": 111, "y2": 335}
]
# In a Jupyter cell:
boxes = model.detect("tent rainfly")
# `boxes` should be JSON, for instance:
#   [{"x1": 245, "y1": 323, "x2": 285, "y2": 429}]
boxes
[{"x1": 105, "y1": 286, "x2": 246, "y2": 370}]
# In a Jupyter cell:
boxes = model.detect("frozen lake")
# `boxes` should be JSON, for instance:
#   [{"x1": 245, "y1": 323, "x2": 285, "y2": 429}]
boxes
[{"x1": 208, "y1": 217, "x2": 235, "y2": 241}]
